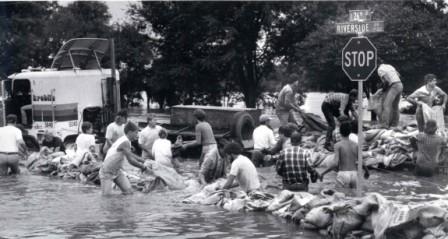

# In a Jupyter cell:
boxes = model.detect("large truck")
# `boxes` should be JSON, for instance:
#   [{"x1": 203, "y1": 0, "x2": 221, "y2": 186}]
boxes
[{"x1": 0, "y1": 38, "x2": 120, "y2": 148}]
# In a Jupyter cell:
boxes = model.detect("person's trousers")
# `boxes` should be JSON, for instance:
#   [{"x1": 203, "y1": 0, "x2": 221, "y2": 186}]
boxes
[
  {"x1": 321, "y1": 102, "x2": 339, "y2": 147},
  {"x1": 0, "y1": 153, "x2": 21, "y2": 176},
  {"x1": 283, "y1": 182, "x2": 309, "y2": 192},
  {"x1": 276, "y1": 109, "x2": 290, "y2": 126},
  {"x1": 251, "y1": 150, "x2": 265, "y2": 167},
  {"x1": 199, "y1": 144, "x2": 218, "y2": 167},
  {"x1": 381, "y1": 82, "x2": 403, "y2": 128},
  {"x1": 415, "y1": 105, "x2": 425, "y2": 132}
]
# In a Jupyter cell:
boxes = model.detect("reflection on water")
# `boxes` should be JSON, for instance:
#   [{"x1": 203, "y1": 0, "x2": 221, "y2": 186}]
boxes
[{"x1": 0, "y1": 163, "x2": 322, "y2": 238}]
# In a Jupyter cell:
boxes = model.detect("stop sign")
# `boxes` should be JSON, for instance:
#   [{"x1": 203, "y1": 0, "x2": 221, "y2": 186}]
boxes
[{"x1": 342, "y1": 36, "x2": 377, "y2": 81}]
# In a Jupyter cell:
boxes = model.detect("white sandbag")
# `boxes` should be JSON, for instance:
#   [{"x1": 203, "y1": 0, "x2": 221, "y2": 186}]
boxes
[
  {"x1": 267, "y1": 190, "x2": 295, "y2": 212},
  {"x1": 304, "y1": 205, "x2": 333, "y2": 229},
  {"x1": 145, "y1": 160, "x2": 186, "y2": 190}
]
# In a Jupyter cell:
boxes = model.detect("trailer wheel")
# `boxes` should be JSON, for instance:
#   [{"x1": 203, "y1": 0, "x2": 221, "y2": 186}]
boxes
[{"x1": 231, "y1": 112, "x2": 255, "y2": 142}]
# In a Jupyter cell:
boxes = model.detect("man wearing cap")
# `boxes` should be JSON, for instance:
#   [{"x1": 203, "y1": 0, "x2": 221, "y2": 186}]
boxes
[
  {"x1": 0, "y1": 114, "x2": 26, "y2": 176},
  {"x1": 321, "y1": 89, "x2": 358, "y2": 151},
  {"x1": 414, "y1": 119, "x2": 446, "y2": 177},
  {"x1": 377, "y1": 63, "x2": 403, "y2": 128},
  {"x1": 275, "y1": 75, "x2": 303, "y2": 126},
  {"x1": 407, "y1": 73, "x2": 447, "y2": 132},
  {"x1": 182, "y1": 109, "x2": 217, "y2": 167},
  {"x1": 251, "y1": 114, "x2": 276, "y2": 167},
  {"x1": 138, "y1": 114, "x2": 163, "y2": 160},
  {"x1": 221, "y1": 142, "x2": 260, "y2": 193}
]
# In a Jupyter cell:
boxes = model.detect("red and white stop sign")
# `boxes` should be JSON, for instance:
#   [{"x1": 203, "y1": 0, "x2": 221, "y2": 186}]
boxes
[{"x1": 342, "y1": 36, "x2": 377, "y2": 81}]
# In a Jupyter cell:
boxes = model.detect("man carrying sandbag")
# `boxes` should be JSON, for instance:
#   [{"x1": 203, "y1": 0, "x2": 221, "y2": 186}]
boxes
[
  {"x1": 377, "y1": 63, "x2": 403, "y2": 128},
  {"x1": 275, "y1": 74, "x2": 304, "y2": 126},
  {"x1": 321, "y1": 89, "x2": 358, "y2": 152}
]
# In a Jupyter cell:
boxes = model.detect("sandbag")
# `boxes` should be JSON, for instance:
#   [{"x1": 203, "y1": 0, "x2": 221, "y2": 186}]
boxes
[
  {"x1": 266, "y1": 190, "x2": 295, "y2": 212},
  {"x1": 304, "y1": 205, "x2": 333, "y2": 229},
  {"x1": 145, "y1": 160, "x2": 186, "y2": 190},
  {"x1": 331, "y1": 205, "x2": 364, "y2": 239}
]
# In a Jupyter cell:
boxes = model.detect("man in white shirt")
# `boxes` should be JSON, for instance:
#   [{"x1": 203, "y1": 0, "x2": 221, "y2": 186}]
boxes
[
  {"x1": 103, "y1": 110, "x2": 128, "y2": 154},
  {"x1": 377, "y1": 64, "x2": 403, "y2": 128},
  {"x1": 0, "y1": 114, "x2": 26, "y2": 176},
  {"x1": 152, "y1": 129, "x2": 174, "y2": 168},
  {"x1": 221, "y1": 142, "x2": 260, "y2": 193},
  {"x1": 138, "y1": 114, "x2": 162, "y2": 160},
  {"x1": 252, "y1": 114, "x2": 276, "y2": 167}
]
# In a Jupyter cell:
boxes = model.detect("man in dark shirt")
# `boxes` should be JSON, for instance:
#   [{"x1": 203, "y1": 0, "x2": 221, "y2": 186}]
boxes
[
  {"x1": 41, "y1": 129, "x2": 66, "y2": 153},
  {"x1": 274, "y1": 132, "x2": 319, "y2": 192},
  {"x1": 321, "y1": 89, "x2": 358, "y2": 151}
]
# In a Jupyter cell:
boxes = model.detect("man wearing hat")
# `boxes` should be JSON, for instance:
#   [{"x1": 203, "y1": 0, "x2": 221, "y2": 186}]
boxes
[
  {"x1": 414, "y1": 119, "x2": 446, "y2": 177},
  {"x1": 251, "y1": 114, "x2": 276, "y2": 167}
]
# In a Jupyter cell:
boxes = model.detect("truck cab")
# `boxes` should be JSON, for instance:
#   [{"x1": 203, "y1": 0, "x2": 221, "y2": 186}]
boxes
[{"x1": 0, "y1": 38, "x2": 120, "y2": 148}]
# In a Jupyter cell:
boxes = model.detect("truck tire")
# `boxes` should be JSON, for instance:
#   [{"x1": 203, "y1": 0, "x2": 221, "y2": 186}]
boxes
[{"x1": 231, "y1": 112, "x2": 255, "y2": 142}]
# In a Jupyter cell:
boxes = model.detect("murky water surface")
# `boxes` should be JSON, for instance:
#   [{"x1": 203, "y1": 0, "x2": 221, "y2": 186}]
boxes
[{"x1": 2, "y1": 93, "x2": 448, "y2": 238}]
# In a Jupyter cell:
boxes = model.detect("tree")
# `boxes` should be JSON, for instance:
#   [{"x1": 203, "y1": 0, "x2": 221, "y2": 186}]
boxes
[
  {"x1": 0, "y1": 2, "x2": 56, "y2": 76},
  {"x1": 287, "y1": 1, "x2": 448, "y2": 94}
]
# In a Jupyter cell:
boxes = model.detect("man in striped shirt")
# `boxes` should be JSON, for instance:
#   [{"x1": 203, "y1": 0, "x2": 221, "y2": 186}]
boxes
[
  {"x1": 274, "y1": 132, "x2": 319, "y2": 192},
  {"x1": 321, "y1": 89, "x2": 358, "y2": 151}
]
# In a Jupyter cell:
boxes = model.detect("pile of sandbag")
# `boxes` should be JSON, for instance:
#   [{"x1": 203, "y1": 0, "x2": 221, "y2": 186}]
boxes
[
  {"x1": 184, "y1": 185, "x2": 448, "y2": 239},
  {"x1": 26, "y1": 150, "x2": 101, "y2": 185}
]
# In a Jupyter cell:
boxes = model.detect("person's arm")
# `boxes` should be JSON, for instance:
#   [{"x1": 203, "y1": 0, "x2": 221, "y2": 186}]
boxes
[
  {"x1": 267, "y1": 138, "x2": 283, "y2": 155},
  {"x1": 339, "y1": 95, "x2": 349, "y2": 116},
  {"x1": 407, "y1": 89, "x2": 421, "y2": 106},
  {"x1": 436, "y1": 87, "x2": 448, "y2": 111},
  {"x1": 268, "y1": 130, "x2": 276, "y2": 148},
  {"x1": 284, "y1": 91, "x2": 301, "y2": 112},
  {"x1": 275, "y1": 151, "x2": 285, "y2": 176},
  {"x1": 183, "y1": 125, "x2": 202, "y2": 149},
  {"x1": 222, "y1": 175, "x2": 236, "y2": 190},
  {"x1": 118, "y1": 142, "x2": 147, "y2": 170}
]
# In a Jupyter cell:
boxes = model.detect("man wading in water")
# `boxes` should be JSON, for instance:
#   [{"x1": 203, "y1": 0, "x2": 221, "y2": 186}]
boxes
[
  {"x1": 99, "y1": 122, "x2": 150, "y2": 195},
  {"x1": 0, "y1": 114, "x2": 26, "y2": 176},
  {"x1": 182, "y1": 109, "x2": 217, "y2": 167}
]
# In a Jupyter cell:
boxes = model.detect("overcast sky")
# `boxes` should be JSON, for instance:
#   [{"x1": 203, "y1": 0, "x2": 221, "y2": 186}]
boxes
[{"x1": 58, "y1": 0, "x2": 135, "y2": 24}]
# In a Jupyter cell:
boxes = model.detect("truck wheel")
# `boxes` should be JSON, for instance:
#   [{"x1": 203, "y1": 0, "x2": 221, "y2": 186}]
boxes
[{"x1": 231, "y1": 112, "x2": 255, "y2": 142}]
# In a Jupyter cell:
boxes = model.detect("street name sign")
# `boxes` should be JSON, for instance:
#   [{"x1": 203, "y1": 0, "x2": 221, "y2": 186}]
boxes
[
  {"x1": 336, "y1": 21, "x2": 384, "y2": 35},
  {"x1": 349, "y1": 10, "x2": 372, "y2": 22},
  {"x1": 342, "y1": 36, "x2": 377, "y2": 81}
]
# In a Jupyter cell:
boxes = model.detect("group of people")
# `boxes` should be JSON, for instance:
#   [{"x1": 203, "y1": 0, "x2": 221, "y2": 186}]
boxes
[{"x1": 1, "y1": 62, "x2": 447, "y2": 196}]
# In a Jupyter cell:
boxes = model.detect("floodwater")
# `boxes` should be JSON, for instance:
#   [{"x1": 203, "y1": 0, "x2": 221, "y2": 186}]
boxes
[
  {"x1": 0, "y1": 162, "x2": 321, "y2": 239},
  {"x1": 1, "y1": 93, "x2": 448, "y2": 238}
]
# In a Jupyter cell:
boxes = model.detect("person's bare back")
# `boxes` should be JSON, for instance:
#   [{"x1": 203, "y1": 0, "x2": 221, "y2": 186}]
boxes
[{"x1": 334, "y1": 138, "x2": 357, "y2": 171}]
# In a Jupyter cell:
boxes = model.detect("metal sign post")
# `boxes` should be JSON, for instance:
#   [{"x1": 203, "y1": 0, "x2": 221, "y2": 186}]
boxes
[{"x1": 337, "y1": 10, "x2": 383, "y2": 196}]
